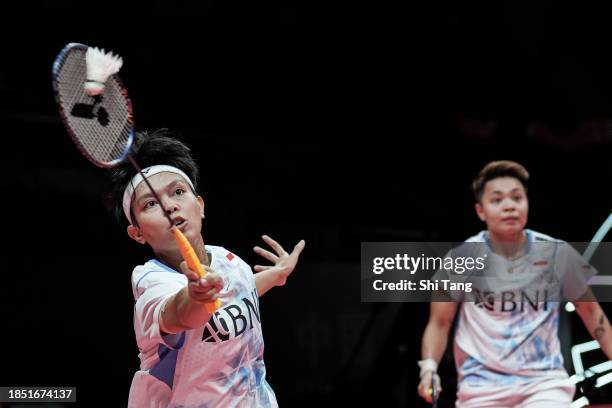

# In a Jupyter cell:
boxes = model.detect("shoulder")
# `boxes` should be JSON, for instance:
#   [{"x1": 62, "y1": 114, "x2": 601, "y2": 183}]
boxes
[
  {"x1": 464, "y1": 231, "x2": 487, "y2": 242},
  {"x1": 527, "y1": 229, "x2": 572, "y2": 256},
  {"x1": 207, "y1": 245, "x2": 249, "y2": 268},
  {"x1": 207, "y1": 245, "x2": 254, "y2": 288},
  {"x1": 526, "y1": 230, "x2": 586, "y2": 266},
  {"x1": 131, "y1": 259, "x2": 185, "y2": 299},
  {"x1": 206, "y1": 244, "x2": 235, "y2": 260},
  {"x1": 527, "y1": 229, "x2": 561, "y2": 243}
]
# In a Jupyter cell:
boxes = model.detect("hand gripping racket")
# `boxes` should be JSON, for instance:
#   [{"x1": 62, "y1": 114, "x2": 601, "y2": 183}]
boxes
[
  {"x1": 52, "y1": 42, "x2": 220, "y2": 313},
  {"x1": 431, "y1": 376, "x2": 438, "y2": 408}
]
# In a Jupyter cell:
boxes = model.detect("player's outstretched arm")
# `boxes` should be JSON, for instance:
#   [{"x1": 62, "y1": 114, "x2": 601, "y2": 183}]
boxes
[
  {"x1": 575, "y1": 293, "x2": 612, "y2": 360},
  {"x1": 160, "y1": 262, "x2": 224, "y2": 333},
  {"x1": 417, "y1": 300, "x2": 458, "y2": 403},
  {"x1": 253, "y1": 235, "x2": 305, "y2": 297}
]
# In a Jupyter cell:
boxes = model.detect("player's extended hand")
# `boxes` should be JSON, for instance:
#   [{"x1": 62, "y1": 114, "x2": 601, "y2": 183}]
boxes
[
  {"x1": 253, "y1": 235, "x2": 305, "y2": 286},
  {"x1": 418, "y1": 371, "x2": 442, "y2": 404},
  {"x1": 179, "y1": 261, "x2": 224, "y2": 304}
]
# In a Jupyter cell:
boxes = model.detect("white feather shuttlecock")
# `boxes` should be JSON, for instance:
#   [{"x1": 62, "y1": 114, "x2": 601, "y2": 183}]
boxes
[{"x1": 84, "y1": 47, "x2": 123, "y2": 96}]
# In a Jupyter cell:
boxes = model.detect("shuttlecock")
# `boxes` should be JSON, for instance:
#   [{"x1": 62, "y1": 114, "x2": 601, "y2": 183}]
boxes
[{"x1": 84, "y1": 47, "x2": 123, "y2": 96}]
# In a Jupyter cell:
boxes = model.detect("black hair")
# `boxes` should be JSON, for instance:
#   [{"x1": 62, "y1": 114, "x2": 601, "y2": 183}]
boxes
[
  {"x1": 105, "y1": 128, "x2": 200, "y2": 226},
  {"x1": 471, "y1": 160, "x2": 529, "y2": 202}
]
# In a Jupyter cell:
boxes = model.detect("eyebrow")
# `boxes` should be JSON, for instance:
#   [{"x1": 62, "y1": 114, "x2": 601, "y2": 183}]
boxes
[
  {"x1": 490, "y1": 188, "x2": 523, "y2": 195},
  {"x1": 135, "y1": 178, "x2": 188, "y2": 205}
]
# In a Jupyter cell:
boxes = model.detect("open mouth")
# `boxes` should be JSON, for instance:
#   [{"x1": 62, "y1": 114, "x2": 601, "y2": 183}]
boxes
[{"x1": 172, "y1": 217, "x2": 186, "y2": 227}]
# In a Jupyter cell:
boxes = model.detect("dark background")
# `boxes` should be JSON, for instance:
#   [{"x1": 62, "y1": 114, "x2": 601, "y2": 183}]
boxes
[{"x1": 1, "y1": 1, "x2": 611, "y2": 407}]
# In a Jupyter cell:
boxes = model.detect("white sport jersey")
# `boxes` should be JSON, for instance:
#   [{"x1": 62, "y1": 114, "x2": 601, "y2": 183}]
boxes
[
  {"x1": 453, "y1": 229, "x2": 596, "y2": 388},
  {"x1": 128, "y1": 245, "x2": 278, "y2": 408}
]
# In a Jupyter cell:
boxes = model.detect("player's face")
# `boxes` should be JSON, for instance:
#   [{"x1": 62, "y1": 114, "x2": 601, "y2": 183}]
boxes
[
  {"x1": 128, "y1": 172, "x2": 205, "y2": 252},
  {"x1": 475, "y1": 177, "x2": 528, "y2": 240}
]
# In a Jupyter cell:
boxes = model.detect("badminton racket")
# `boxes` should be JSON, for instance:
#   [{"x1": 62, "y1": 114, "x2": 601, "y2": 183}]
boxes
[{"x1": 52, "y1": 42, "x2": 220, "y2": 313}]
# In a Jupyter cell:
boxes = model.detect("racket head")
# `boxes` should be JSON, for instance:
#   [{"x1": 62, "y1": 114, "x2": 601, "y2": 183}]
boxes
[{"x1": 52, "y1": 42, "x2": 134, "y2": 168}]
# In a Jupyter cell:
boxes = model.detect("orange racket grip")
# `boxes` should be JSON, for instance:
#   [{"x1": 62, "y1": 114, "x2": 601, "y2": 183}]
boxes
[{"x1": 171, "y1": 228, "x2": 221, "y2": 313}]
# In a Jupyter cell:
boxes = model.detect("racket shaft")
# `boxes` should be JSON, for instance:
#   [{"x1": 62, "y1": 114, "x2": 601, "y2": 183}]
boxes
[{"x1": 172, "y1": 228, "x2": 221, "y2": 312}]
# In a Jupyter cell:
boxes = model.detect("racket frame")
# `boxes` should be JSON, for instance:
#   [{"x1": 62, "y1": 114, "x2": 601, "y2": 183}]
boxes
[{"x1": 52, "y1": 42, "x2": 134, "y2": 169}]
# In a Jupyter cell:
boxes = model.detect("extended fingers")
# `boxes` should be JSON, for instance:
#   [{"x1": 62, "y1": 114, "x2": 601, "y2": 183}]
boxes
[
  {"x1": 291, "y1": 239, "x2": 306, "y2": 257},
  {"x1": 262, "y1": 235, "x2": 287, "y2": 256},
  {"x1": 254, "y1": 246, "x2": 279, "y2": 263}
]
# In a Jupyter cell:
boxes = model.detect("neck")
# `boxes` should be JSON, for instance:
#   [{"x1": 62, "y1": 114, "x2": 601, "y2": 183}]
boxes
[
  {"x1": 157, "y1": 234, "x2": 209, "y2": 272},
  {"x1": 195, "y1": 234, "x2": 210, "y2": 266},
  {"x1": 488, "y1": 229, "x2": 528, "y2": 259}
]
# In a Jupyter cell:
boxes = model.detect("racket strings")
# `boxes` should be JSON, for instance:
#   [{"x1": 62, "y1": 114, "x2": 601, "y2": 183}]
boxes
[{"x1": 55, "y1": 48, "x2": 132, "y2": 165}]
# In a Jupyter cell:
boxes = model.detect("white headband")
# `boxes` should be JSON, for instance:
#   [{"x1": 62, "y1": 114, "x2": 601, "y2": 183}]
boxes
[{"x1": 122, "y1": 165, "x2": 195, "y2": 224}]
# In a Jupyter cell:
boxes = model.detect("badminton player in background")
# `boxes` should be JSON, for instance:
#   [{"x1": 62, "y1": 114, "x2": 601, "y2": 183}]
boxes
[
  {"x1": 107, "y1": 129, "x2": 305, "y2": 408},
  {"x1": 417, "y1": 161, "x2": 612, "y2": 407}
]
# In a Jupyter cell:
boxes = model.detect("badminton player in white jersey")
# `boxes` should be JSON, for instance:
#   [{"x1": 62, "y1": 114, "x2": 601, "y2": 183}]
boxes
[
  {"x1": 107, "y1": 129, "x2": 305, "y2": 408},
  {"x1": 417, "y1": 161, "x2": 612, "y2": 407}
]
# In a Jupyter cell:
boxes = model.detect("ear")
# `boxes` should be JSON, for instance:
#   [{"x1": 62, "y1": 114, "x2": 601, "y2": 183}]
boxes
[
  {"x1": 127, "y1": 224, "x2": 147, "y2": 245},
  {"x1": 475, "y1": 202, "x2": 486, "y2": 222},
  {"x1": 197, "y1": 195, "x2": 205, "y2": 218}
]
